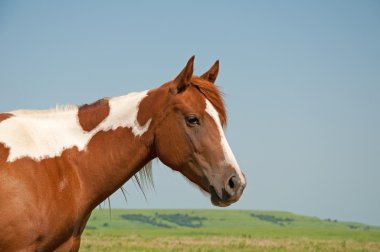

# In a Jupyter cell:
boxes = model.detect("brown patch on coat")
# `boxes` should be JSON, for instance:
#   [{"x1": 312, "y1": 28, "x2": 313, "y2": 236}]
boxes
[
  {"x1": 137, "y1": 87, "x2": 167, "y2": 132},
  {"x1": 78, "y1": 99, "x2": 110, "y2": 132},
  {"x1": 0, "y1": 143, "x2": 10, "y2": 165},
  {"x1": 0, "y1": 113, "x2": 13, "y2": 123}
]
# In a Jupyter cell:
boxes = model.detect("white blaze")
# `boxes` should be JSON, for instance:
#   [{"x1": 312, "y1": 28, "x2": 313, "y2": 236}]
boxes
[
  {"x1": 0, "y1": 90, "x2": 151, "y2": 162},
  {"x1": 205, "y1": 99, "x2": 246, "y2": 184}
]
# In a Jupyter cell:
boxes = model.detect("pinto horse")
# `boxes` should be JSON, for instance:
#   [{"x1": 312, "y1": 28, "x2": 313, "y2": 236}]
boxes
[{"x1": 0, "y1": 56, "x2": 246, "y2": 251}]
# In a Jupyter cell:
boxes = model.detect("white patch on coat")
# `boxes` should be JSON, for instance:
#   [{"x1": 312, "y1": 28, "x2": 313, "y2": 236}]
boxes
[
  {"x1": 58, "y1": 178, "x2": 68, "y2": 192},
  {"x1": 0, "y1": 90, "x2": 151, "y2": 162},
  {"x1": 205, "y1": 99, "x2": 246, "y2": 184}
]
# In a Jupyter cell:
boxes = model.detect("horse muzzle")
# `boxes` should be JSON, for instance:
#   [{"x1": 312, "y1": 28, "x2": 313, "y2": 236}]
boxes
[{"x1": 209, "y1": 172, "x2": 246, "y2": 207}]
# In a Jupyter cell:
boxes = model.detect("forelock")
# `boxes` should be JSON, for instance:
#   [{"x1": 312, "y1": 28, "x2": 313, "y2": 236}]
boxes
[{"x1": 191, "y1": 76, "x2": 227, "y2": 127}]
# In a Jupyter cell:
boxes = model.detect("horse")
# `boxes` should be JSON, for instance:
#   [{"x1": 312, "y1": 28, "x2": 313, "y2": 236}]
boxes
[{"x1": 0, "y1": 56, "x2": 246, "y2": 251}]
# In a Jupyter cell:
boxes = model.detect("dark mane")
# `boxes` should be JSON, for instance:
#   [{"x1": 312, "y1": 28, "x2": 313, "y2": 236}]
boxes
[{"x1": 191, "y1": 76, "x2": 227, "y2": 127}]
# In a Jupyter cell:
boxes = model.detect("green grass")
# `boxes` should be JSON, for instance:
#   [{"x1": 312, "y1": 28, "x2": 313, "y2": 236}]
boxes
[{"x1": 80, "y1": 209, "x2": 380, "y2": 251}]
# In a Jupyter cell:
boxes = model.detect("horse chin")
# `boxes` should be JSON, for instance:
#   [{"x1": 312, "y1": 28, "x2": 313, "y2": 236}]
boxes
[
  {"x1": 209, "y1": 186, "x2": 232, "y2": 207},
  {"x1": 211, "y1": 197, "x2": 231, "y2": 207}
]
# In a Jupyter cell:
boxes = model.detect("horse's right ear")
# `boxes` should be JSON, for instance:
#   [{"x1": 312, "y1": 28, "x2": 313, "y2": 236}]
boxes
[{"x1": 171, "y1": 56, "x2": 195, "y2": 94}]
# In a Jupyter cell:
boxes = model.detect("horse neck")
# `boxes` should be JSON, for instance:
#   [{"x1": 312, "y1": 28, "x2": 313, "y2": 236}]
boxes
[{"x1": 74, "y1": 90, "x2": 161, "y2": 210}]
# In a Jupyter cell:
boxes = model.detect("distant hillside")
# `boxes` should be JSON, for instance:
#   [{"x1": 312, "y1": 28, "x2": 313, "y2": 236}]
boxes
[{"x1": 81, "y1": 209, "x2": 380, "y2": 251}]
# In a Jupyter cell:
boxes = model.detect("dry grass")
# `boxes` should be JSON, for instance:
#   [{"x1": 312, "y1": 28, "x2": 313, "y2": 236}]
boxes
[{"x1": 80, "y1": 234, "x2": 380, "y2": 252}]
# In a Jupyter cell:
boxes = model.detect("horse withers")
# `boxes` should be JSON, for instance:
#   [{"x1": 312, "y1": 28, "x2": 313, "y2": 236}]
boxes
[{"x1": 0, "y1": 56, "x2": 246, "y2": 251}]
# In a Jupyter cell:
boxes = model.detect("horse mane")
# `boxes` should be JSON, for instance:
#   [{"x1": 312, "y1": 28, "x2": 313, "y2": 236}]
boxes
[
  {"x1": 10, "y1": 104, "x2": 78, "y2": 116},
  {"x1": 191, "y1": 76, "x2": 227, "y2": 127},
  {"x1": 132, "y1": 160, "x2": 154, "y2": 197}
]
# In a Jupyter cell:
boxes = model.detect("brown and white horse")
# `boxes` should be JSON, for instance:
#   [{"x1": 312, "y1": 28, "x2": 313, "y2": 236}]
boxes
[{"x1": 0, "y1": 57, "x2": 246, "y2": 252}]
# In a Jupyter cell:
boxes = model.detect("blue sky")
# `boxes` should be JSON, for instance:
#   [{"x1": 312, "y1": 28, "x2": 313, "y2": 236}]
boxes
[{"x1": 1, "y1": 1, "x2": 379, "y2": 225}]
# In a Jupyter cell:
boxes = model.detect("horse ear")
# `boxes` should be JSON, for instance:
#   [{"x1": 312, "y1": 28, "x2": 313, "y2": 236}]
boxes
[
  {"x1": 172, "y1": 56, "x2": 195, "y2": 93},
  {"x1": 200, "y1": 60, "x2": 219, "y2": 83}
]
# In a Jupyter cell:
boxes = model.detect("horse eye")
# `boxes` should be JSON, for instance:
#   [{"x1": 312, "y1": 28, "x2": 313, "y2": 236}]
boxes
[{"x1": 186, "y1": 116, "x2": 200, "y2": 126}]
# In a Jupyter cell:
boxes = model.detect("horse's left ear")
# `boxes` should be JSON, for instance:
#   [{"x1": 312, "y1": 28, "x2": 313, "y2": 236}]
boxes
[
  {"x1": 172, "y1": 56, "x2": 195, "y2": 93},
  {"x1": 200, "y1": 60, "x2": 219, "y2": 83}
]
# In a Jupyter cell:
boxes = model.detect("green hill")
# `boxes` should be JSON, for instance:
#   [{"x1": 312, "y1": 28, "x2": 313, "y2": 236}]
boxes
[{"x1": 81, "y1": 209, "x2": 380, "y2": 251}]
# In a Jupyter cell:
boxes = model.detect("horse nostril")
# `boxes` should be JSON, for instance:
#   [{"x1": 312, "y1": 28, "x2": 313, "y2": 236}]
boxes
[{"x1": 228, "y1": 175, "x2": 238, "y2": 190}]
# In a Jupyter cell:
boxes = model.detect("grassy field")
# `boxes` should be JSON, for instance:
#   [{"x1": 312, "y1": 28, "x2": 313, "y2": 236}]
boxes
[{"x1": 81, "y1": 209, "x2": 380, "y2": 251}]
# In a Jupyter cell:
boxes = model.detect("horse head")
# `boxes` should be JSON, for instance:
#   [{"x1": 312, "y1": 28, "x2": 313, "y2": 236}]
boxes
[{"x1": 154, "y1": 56, "x2": 246, "y2": 207}]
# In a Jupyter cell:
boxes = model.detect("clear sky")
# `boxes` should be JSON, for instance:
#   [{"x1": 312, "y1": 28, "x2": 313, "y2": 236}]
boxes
[{"x1": 1, "y1": 1, "x2": 379, "y2": 226}]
